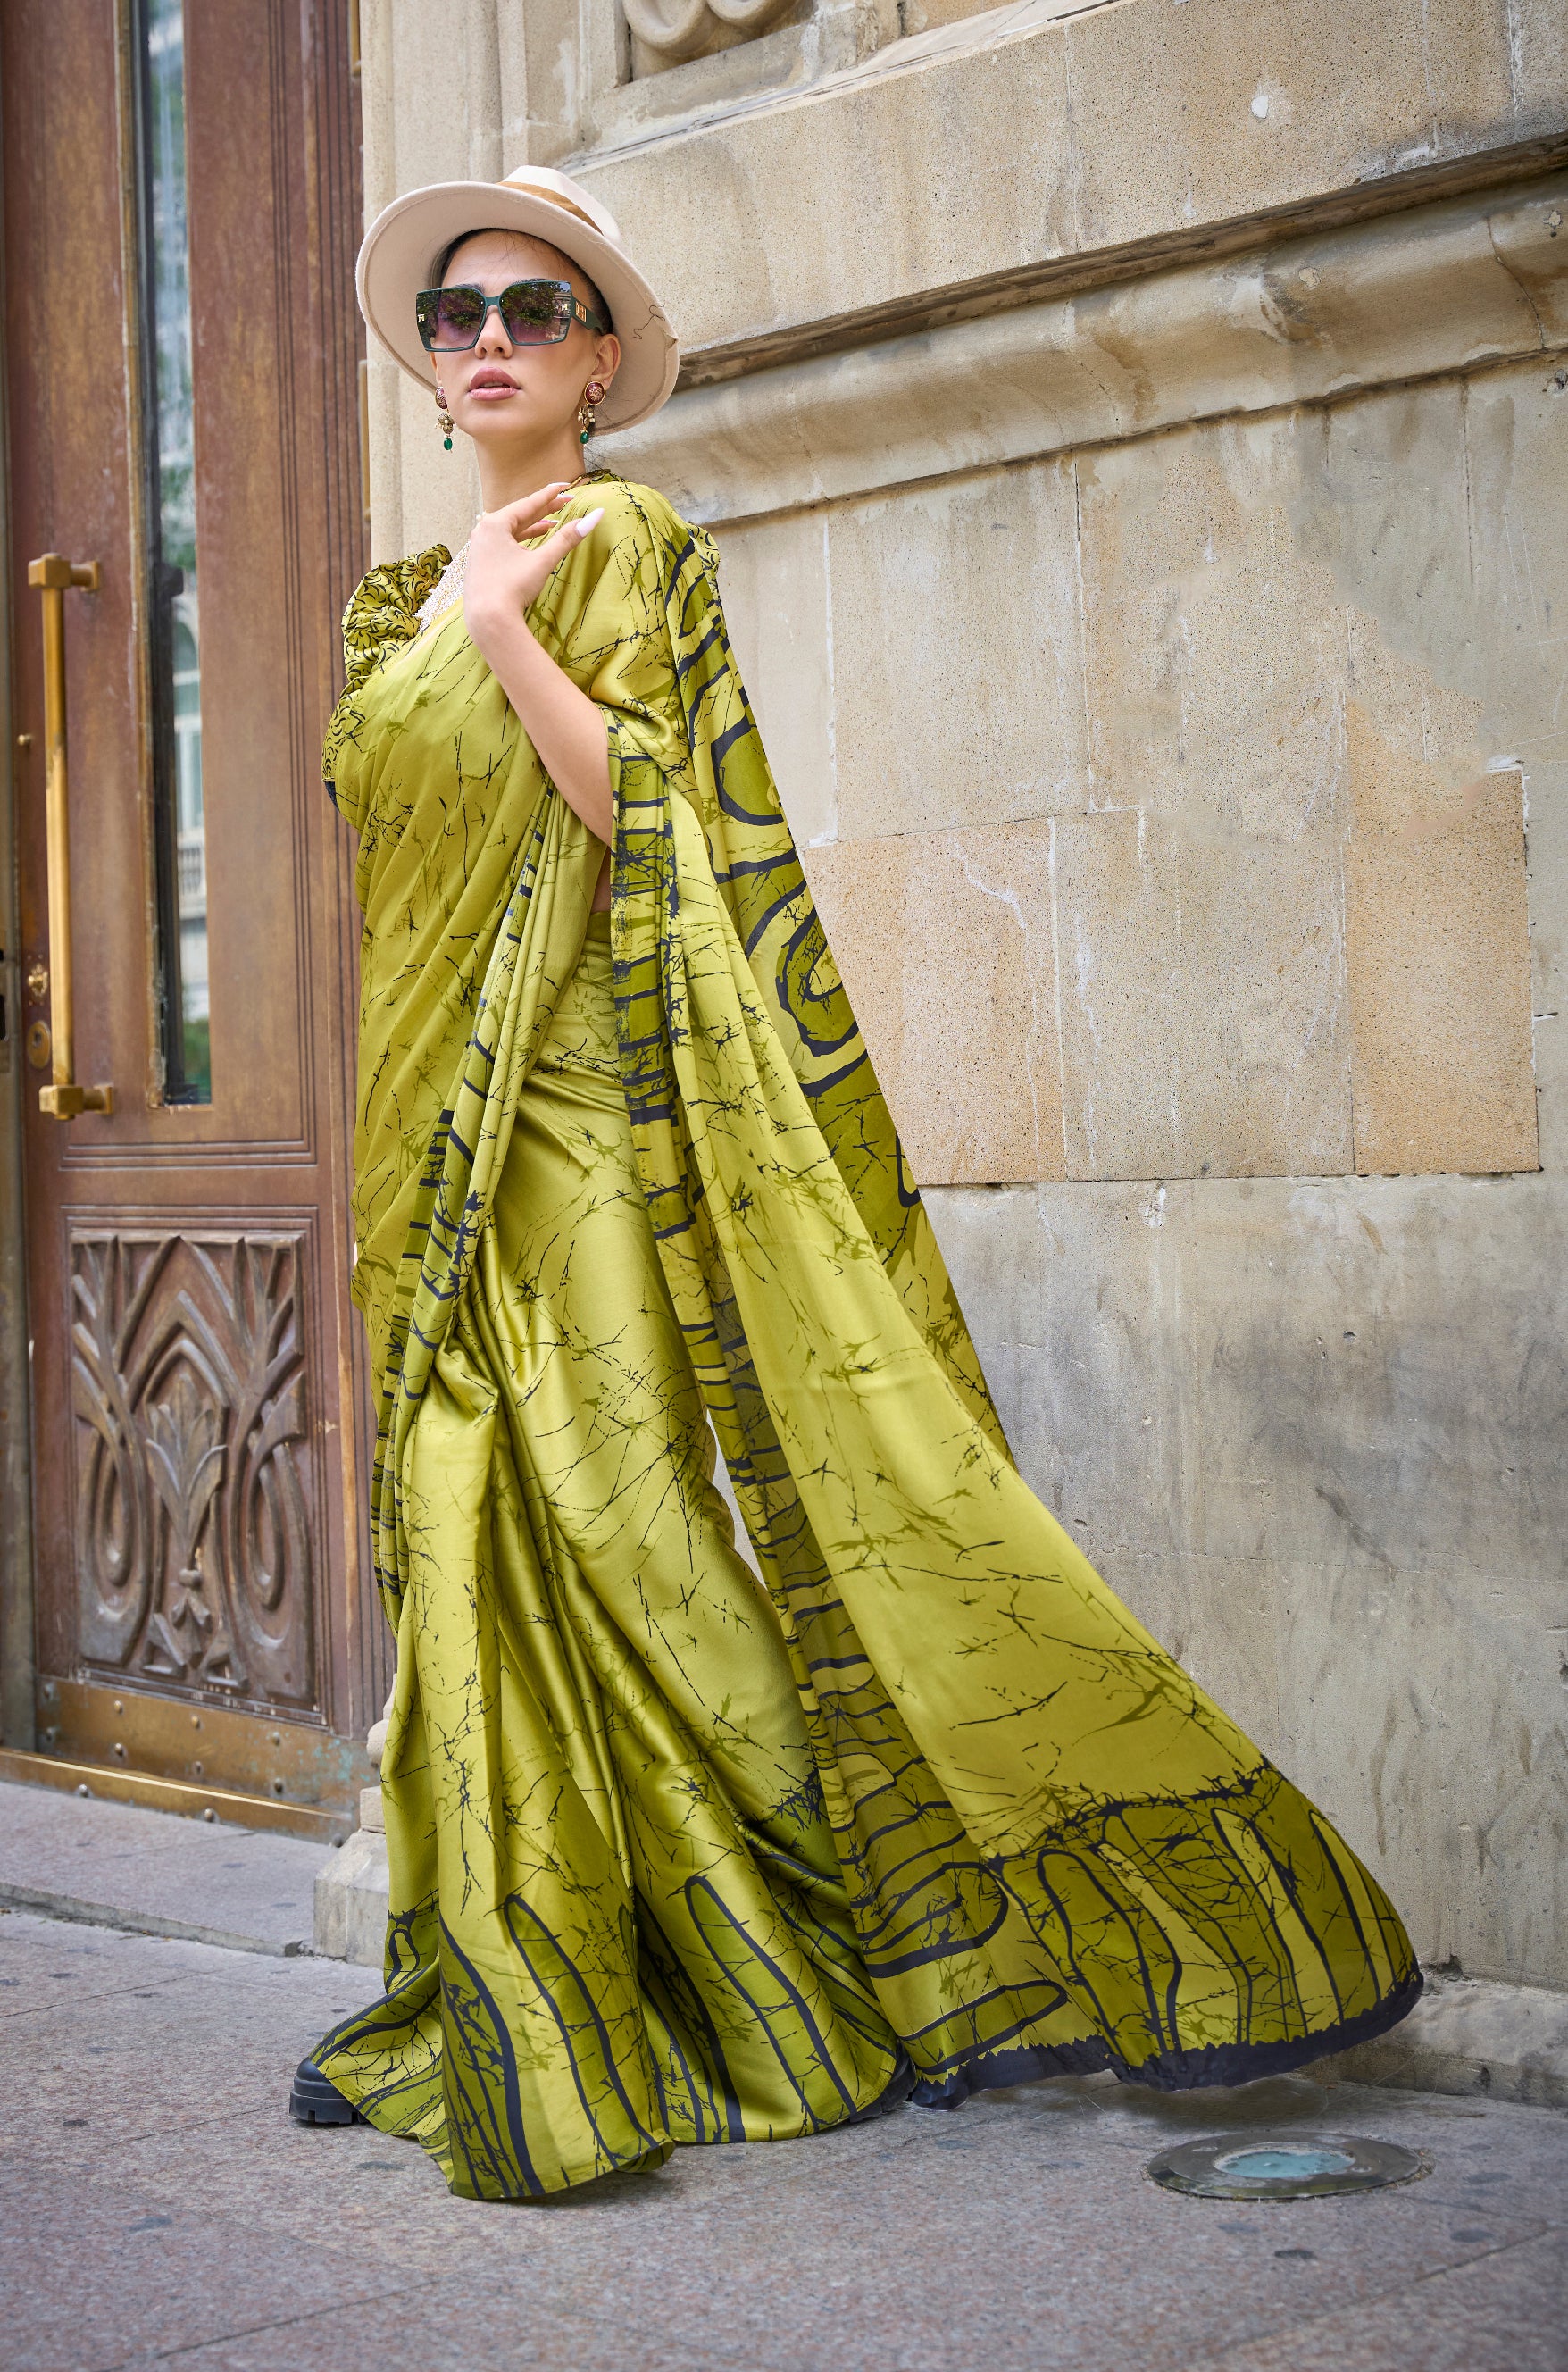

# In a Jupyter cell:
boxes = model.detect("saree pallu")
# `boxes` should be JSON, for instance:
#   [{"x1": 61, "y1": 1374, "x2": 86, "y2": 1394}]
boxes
[{"x1": 314, "y1": 474, "x2": 1419, "y2": 2199}]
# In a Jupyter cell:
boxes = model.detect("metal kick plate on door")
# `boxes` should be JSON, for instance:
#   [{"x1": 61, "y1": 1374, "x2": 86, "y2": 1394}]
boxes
[{"x1": 36, "y1": 1676, "x2": 374, "y2": 1811}]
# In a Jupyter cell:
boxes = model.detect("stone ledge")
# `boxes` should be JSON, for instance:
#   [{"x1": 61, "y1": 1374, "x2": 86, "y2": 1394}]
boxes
[
  {"x1": 1316, "y1": 1974, "x2": 1568, "y2": 2110},
  {"x1": 672, "y1": 130, "x2": 1568, "y2": 395}
]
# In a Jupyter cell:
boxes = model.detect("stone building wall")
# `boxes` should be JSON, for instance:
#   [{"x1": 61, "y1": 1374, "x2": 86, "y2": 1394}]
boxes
[{"x1": 361, "y1": 0, "x2": 1568, "y2": 1993}]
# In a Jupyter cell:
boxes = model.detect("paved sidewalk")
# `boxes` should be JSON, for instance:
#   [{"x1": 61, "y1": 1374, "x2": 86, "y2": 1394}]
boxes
[
  {"x1": 2, "y1": 1899, "x2": 1564, "y2": 2372},
  {"x1": 0, "y1": 1781, "x2": 329, "y2": 1957}
]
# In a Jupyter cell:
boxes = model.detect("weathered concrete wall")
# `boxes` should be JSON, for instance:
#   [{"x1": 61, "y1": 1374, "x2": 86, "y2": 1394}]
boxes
[{"x1": 363, "y1": 0, "x2": 1568, "y2": 1992}]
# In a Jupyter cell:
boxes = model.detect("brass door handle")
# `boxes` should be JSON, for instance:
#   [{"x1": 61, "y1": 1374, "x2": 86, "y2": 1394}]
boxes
[{"x1": 27, "y1": 554, "x2": 113, "y2": 1120}]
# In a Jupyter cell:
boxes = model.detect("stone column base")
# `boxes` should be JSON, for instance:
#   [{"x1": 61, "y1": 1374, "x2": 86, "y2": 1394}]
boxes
[{"x1": 312, "y1": 1785, "x2": 388, "y2": 1969}]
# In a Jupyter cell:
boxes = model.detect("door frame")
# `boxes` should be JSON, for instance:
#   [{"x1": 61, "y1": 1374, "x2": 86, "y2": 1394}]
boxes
[
  {"x1": 0, "y1": 0, "x2": 380, "y2": 1840},
  {"x1": 0, "y1": 205, "x2": 38, "y2": 1756}
]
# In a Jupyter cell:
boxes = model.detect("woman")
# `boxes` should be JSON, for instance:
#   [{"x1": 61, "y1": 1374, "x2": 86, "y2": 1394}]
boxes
[{"x1": 294, "y1": 165, "x2": 1420, "y2": 2201}]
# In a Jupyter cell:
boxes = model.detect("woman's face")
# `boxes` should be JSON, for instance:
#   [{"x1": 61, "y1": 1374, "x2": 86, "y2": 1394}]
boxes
[{"x1": 431, "y1": 230, "x2": 620, "y2": 455}]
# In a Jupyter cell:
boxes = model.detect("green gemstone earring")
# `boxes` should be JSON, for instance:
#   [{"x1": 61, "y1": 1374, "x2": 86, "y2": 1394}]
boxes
[{"x1": 435, "y1": 387, "x2": 455, "y2": 450}]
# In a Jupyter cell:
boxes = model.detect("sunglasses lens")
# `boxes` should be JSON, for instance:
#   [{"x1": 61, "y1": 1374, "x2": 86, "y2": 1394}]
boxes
[
  {"x1": 421, "y1": 288, "x2": 486, "y2": 348},
  {"x1": 500, "y1": 280, "x2": 573, "y2": 345}
]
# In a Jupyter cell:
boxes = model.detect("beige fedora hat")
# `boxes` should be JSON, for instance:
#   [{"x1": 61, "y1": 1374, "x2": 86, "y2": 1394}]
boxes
[{"x1": 357, "y1": 163, "x2": 679, "y2": 436}]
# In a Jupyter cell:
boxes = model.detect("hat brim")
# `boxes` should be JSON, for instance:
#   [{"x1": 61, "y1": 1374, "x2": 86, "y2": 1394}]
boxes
[{"x1": 357, "y1": 181, "x2": 680, "y2": 436}]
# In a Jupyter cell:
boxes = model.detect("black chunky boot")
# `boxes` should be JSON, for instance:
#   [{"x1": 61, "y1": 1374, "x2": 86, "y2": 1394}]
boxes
[{"x1": 288, "y1": 2056, "x2": 365, "y2": 2126}]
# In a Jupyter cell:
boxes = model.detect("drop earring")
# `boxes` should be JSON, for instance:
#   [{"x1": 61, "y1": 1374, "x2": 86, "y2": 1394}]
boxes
[
  {"x1": 435, "y1": 387, "x2": 454, "y2": 450},
  {"x1": 577, "y1": 380, "x2": 605, "y2": 446}
]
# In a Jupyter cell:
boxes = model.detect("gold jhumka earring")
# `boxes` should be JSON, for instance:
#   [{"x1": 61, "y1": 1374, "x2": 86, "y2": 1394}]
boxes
[
  {"x1": 435, "y1": 387, "x2": 455, "y2": 449},
  {"x1": 577, "y1": 380, "x2": 605, "y2": 446}
]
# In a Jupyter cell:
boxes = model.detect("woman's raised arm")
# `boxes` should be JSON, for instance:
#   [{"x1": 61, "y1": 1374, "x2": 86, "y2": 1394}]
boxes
[{"x1": 463, "y1": 485, "x2": 613, "y2": 846}]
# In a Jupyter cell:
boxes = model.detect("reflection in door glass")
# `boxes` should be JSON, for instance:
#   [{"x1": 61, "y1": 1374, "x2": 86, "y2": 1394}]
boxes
[{"x1": 140, "y1": 0, "x2": 210, "y2": 1101}]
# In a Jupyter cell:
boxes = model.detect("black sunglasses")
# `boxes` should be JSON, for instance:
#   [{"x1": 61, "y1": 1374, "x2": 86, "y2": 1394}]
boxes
[{"x1": 414, "y1": 278, "x2": 611, "y2": 352}]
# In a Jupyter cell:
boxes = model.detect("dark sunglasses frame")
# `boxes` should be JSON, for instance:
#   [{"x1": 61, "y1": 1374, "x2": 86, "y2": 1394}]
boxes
[{"x1": 414, "y1": 278, "x2": 612, "y2": 352}]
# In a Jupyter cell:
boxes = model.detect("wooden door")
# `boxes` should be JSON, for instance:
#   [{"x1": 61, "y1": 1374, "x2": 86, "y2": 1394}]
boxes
[{"x1": 0, "y1": 0, "x2": 381, "y2": 1838}]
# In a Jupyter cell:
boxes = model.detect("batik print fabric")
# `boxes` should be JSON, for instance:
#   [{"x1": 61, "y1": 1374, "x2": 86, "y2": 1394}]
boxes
[{"x1": 313, "y1": 473, "x2": 1419, "y2": 2201}]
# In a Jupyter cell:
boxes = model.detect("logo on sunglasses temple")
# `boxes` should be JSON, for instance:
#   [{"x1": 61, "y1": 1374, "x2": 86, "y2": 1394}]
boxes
[{"x1": 415, "y1": 279, "x2": 610, "y2": 350}]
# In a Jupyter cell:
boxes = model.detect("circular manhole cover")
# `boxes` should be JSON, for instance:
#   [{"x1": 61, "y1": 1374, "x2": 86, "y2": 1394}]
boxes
[{"x1": 1147, "y1": 2130, "x2": 1430, "y2": 2201}]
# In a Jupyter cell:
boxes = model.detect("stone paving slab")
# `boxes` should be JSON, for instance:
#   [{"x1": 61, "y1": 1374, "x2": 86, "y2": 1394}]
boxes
[
  {"x1": 1, "y1": 1908, "x2": 1564, "y2": 2372},
  {"x1": 1204, "y1": 2230, "x2": 1566, "y2": 2372},
  {"x1": 0, "y1": 1780, "x2": 337, "y2": 1956}
]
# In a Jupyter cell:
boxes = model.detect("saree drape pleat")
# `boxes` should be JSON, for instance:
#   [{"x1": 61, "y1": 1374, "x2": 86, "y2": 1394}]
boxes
[{"x1": 314, "y1": 474, "x2": 1418, "y2": 2199}]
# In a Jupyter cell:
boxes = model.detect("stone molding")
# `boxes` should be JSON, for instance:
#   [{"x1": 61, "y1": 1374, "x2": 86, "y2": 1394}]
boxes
[
  {"x1": 608, "y1": 172, "x2": 1568, "y2": 527},
  {"x1": 676, "y1": 132, "x2": 1568, "y2": 391},
  {"x1": 625, "y1": 0, "x2": 797, "y2": 67}
]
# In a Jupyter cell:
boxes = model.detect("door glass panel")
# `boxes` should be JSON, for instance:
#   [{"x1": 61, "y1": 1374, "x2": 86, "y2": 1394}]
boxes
[{"x1": 139, "y1": 0, "x2": 210, "y2": 1101}]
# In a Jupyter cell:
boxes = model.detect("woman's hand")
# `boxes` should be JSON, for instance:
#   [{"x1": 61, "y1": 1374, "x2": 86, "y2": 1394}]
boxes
[
  {"x1": 459, "y1": 480, "x2": 614, "y2": 858},
  {"x1": 463, "y1": 483, "x2": 604, "y2": 656}
]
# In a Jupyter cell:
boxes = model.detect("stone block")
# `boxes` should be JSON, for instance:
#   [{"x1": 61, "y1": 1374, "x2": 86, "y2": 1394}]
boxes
[
  {"x1": 625, "y1": 2, "x2": 809, "y2": 85},
  {"x1": 1182, "y1": 1173, "x2": 1568, "y2": 1577},
  {"x1": 899, "y1": 0, "x2": 1047, "y2": 27},
  {"x1": 1067, "y1": 0, "x2": 1516, "y2": 259},
  {"x1": 312, "y1": 1826, "x2": 389, "y2": 1969},
  {"x1": 825, "y1": 464, "x2": 1090, "y2": 838},
  {"x1": 1180, "y1": 1173, "x2": 1568, "y2": 1978},
  {"x1": 1278, "y1": 371, "x2": 1555, "y2": 1168},
  {"x1": 497, "y1": 0, "x2": 583, "y2": 169},
  {"x1": 1052, "y1": 806, "x2": 1352, "y2": 1181},
  {"x1": 713, "y1": 512, "x2": 837, "y2": 848},
  {"x1": 1455, "y1": 371, "x2": 1568, "y2": 1163},
  {"x1": 1289, "y1": 380, "x2": 1480, "y2": 709},
  {"x1": 1077, "y1": 417, "x2": 1350, "y2": 838},
  {"x1": 1512, "y1": 1, "x2": 1568, "y2": 134},
  {"x1": 600, "y1": 16, "x2": 822, "y2": 145},
  {"x1": 580, "y1": 21, "x2": 1078, "y2": 352},
  {"x1": 1522, "y1": 759, "x2": 1568, "y2": 1177},
  {"x1": 1269, "y1": 1556, "x2": 1568, "y2": 1984},
  {"x1": 1317, "y1": 1971, "x2": 1568, "y2": 2108},
  {"x1": 923, "y1": 1179, "x2": 1194, "y2": 1561},
  {"x1": 379, "y1": 0, "x2": 502, "y2": 188},
  {"x1": 1347, "y1": 748, "x2": 1537, "y2": 1177},
  {"x1": 806, "y1": 823, "x2": 1064, "y2": 1183}
]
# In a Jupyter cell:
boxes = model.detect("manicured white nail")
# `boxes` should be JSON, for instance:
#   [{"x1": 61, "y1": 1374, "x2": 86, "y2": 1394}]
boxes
[{"x1": 579, "y1": 507, "x2": 605, "y2": 537}]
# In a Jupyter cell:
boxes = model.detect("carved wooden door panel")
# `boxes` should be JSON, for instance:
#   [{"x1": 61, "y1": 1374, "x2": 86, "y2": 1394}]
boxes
[{"x1": 2, "y1": 0, "x2": 380, "y2": 1836}]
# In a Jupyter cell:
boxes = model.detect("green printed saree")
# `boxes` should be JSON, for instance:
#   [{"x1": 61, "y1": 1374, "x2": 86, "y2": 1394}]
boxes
[{"x1": 313, "y1": 472, "x2": 1418, "y2": 2200}]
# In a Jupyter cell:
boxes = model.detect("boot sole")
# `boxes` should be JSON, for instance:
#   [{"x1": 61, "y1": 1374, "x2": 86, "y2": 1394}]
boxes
[{"x1": 289, "y1": 2064, "x2": 365, "y2": 2126}]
